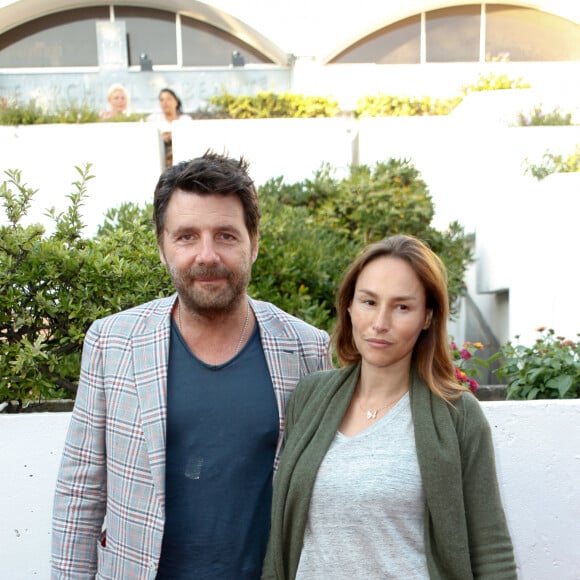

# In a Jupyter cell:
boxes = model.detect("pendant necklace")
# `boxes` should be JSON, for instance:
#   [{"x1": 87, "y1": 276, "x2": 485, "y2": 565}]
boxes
[{"x1": 357, "y1": 386, "x2": 405, "y2": 421}]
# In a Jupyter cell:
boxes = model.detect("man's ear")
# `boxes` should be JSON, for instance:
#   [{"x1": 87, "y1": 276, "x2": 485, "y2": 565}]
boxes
[
  {"x1": 251, "y1": 237, "x2": 260, "y2": 264},
  {"x1": 158, "y1": 245, "x2": 167, "y2": 266}
]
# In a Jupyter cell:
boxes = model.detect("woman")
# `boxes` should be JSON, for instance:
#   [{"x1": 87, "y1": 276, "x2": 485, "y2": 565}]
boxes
[
  {"x1": 100, "y1": 83, "x2": 130, "y2": 120},
  {"x1": 263, "y1": 234, "x2": 516, "y2": 579},
  {"x1": 146, "y1": 88, "x2": 192, "y2": 167}
]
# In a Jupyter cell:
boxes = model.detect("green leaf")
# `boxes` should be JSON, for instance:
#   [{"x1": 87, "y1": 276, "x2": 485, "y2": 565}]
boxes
[{"x1": 547, "y1": 375, "x2": 574, "y2": 398}]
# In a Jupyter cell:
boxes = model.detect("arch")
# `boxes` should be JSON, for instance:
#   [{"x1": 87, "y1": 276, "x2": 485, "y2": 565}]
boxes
[
  {"x1": 0, "y1": 0, "x2": 290, "y2": 65},
  {"x1": 322, "y1": 2, "x2": 580, "y2": 64}
]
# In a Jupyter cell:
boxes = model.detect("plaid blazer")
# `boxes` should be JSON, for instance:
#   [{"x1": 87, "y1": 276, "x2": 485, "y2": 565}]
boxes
[{"x1": 51, "y1": 295, "x2": 330, "y2": 579}]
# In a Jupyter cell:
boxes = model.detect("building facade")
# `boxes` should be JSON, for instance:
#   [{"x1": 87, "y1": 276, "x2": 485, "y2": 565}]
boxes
[{"x1": 0, "y1": 1, "x2": 579, "y2": 112}]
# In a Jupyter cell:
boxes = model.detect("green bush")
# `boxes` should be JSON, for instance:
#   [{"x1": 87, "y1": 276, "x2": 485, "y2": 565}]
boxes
[
  {"x1": 253, "y1": 159, "x2": 473, "y2": 325},
  {"x1": 495, "y1": 328, "x2": 580, "y2": 399},
  {"x1": 523, "y1": 145, "x2": 580, "y2": 180},
  {"x1": 516, "y1": 105, "x2": 573, "y2": 127},
  {"x1": 0, "y1": 166, "x2": 172, "y2": 408},
  {"x1": 354, "y1": 95, "x2": 462, "y2": 118},
  {"x1": 461, "y1": 71, "x2": 530, "y2": 94},
  {"x1": 1, "y1": 158, "x2": 473, "y2": 407},
  {"x1": 353, "y1": 71, "x2": 531, "y2": 118},
  {"x1": 0, "y1": 97, "x2": 145, "y2": 125},
  {"x1": 207, "y1": 90, "x2": 340, "y2": 118}
]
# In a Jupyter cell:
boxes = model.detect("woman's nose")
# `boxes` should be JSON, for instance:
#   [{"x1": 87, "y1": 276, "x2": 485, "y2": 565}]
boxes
[{"x1": 372, "y1": 308, "x2": 390, "y2": 332}]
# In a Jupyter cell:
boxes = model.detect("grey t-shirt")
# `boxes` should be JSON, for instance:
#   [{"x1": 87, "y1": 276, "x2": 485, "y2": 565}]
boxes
[{"x1": 296, "y1": 393, "x2": 429, "y2": 579}]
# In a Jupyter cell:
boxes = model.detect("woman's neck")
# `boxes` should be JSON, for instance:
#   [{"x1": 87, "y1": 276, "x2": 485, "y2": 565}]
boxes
[{"x1": 358, "y1": 360, "x2": 411, "y2": 401}]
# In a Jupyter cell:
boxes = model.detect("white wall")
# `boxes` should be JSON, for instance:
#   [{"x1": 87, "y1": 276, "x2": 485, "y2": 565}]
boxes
[
  {"x1": 174, "y1": 101, "x2": 578, "y2": 346},
  {"x1": 0, "y1": 123, "x2": 164, "y2": 237},
  {"x1": 172, "y1": 117, "x2": 357, "y2": 185},
  {"x1": 1, "y1": 401, "x2": 579, "y2": 579},
  {"x1": 1, "y1": 100, "x2": 579, "y2": 345}
]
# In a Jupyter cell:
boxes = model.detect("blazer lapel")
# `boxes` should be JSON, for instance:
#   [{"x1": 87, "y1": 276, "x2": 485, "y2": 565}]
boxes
[{"x1": 131, "y1": 296, "x2": 175, "y2": 515}]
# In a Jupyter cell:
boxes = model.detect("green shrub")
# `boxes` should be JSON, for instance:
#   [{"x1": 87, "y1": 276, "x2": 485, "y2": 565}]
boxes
[
  {"x1": 254, "y1": 159, "x2": 473, "y2": 324},
  {"x1": 0, "y1": 166, "x2": 172, "y2": 408},
  {"x1": 0, "y1": 97, "x2": 145, "y2": 125},
  {"x1": 353, "y1": 70, "x2": 530, "y2": 118},
  {"x1": 354, "y1": 94, "x2": 462, "y2": 118},
  {"x1": 207, "y1": 90, "x2": 340, "y2": 118},
  {"x1": 516, "y1": 105, "x2": 573, "y2": 127},
  {"x1": 523, "y1": 145, "x2": 580, "y2": 180},
  {"x1": 495, "y1": 328, "x2": 580, "y2": 399},
  {"x1": 461, "y1": 71, "x2": 530, "y2": 94},
  {"x1": 1, "y1": 158, "x2": 473, "y2": 406}
]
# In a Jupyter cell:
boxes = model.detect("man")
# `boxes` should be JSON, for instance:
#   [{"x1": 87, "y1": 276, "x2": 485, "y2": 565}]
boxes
[{"x1": 51, "y1": 151, "x2": 330, "y2": 579}]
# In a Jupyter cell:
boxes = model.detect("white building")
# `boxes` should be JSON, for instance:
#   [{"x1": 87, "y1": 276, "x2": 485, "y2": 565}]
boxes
[{"x1": 1, "y1": 1, "x2": 579, "y2": 351}]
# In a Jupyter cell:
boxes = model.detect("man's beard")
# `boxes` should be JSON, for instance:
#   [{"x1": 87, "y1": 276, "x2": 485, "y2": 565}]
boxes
[{"x1": 168, "y1": 262, "x2": 250, "y2": 317}]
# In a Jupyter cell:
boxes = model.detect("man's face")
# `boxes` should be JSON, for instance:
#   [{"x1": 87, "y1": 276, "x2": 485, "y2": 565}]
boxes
[{"x1": 159, "y1": 189, "x2": 258, "y2": 317}]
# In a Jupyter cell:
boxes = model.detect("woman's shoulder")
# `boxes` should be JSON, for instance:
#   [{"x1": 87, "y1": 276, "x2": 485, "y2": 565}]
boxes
[
  {"x1": 298, "y1": 365, "x2": 354, "y2": 390},
  {"x1": 293, "y1": 365, "x2": 357, "y2": 406},
  {"x1": 448, "y1": 390, "x2": 491, "y2": 439}
]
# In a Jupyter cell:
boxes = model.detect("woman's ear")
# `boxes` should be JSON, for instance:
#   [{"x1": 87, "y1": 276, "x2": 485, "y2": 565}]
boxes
[{"x1": 423, "y1": 309, "x2": 433, "y2": 330}]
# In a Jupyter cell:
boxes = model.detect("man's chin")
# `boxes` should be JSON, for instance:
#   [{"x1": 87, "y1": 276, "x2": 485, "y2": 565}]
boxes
[{"x1": 182, "y1": 290, "x2": 239, "y2": 315}]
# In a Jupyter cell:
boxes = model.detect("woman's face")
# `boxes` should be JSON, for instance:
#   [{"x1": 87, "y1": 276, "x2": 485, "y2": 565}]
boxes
[
  {"x1": 348, "y1": 256, "x2": 432, "y2": 373},
  {"x1": 159, "y1": 91, "x2": 178, "y2": 116},
  {"x1": 109, "y1": 89, "x2": 127, "y2": 113}
]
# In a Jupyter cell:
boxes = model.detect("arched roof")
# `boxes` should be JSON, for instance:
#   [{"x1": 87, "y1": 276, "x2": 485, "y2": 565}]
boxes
[
  {"x1": 0, "y1": 0, "x2": 290, "y2": 65},
  {"x1": 320, "y1": 0, "x2": 580, "y2": 63}
]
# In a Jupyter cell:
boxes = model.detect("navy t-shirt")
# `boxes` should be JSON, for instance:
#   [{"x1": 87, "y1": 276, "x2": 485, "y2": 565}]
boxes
[{"x1": 156, "y1": 321, "x2": 279, "y2": 579}]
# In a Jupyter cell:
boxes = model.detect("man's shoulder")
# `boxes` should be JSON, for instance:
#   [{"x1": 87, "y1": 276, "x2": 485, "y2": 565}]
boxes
[
  {"x1": 91, "y1": 295, "x2": 174, "y2": 335},
  {"x1": 251, "y1": 298, "x2": 328, "y2": 339}
]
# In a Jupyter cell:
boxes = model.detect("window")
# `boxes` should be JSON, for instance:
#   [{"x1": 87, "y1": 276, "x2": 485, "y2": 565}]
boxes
[
  {"x1": 181, "y1": 17, "x2": 271, "y2": 66},
  {"x1": 330, "y1": 4, "x2": 580, "y2": 65},
  {"x1": 114, "y1": 7, "x2": 177, "y2": 66},
  {"x1": 332, "y1": 16, "x2": 420, "y2": 64},
  {"x1": 426, "y1": 6, "x2": 480, "y2": 63},
  {"x1": 486, "y1": 5, "x2": 580, "y2": 61},
  {"x1": 0, "y1": 7, "x2": 108, "y2": 68}
]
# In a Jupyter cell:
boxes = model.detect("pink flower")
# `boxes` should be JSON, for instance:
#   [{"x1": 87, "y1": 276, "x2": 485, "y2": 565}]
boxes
[
  {"x1": 450, "y1": 341, "x2": 457, "y2": 351},
  {"x1": 460, "y1": 349, "x2": 472, "y2": 360}
]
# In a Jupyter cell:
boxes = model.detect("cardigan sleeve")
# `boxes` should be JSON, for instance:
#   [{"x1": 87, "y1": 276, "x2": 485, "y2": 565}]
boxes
[
  {"x1": 456, "y1": 394, "x2": 517, "y2": 579},
  {"x1": 261, "y1": 372, "x2": 319, "y2": 580}
]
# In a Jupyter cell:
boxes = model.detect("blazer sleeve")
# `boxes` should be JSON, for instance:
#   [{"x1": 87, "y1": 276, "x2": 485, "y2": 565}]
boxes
[
  {"x1": 457, "y1": 395, "x2": 517, "y2": 579},
  {"x1": 51, "y1": 320, "x2": 108, "y2": 578}
]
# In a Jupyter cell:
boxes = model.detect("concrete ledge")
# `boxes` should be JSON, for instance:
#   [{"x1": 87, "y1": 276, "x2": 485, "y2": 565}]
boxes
[
  {"x1": 1, "y1": 400, "x2": 579, "y2": 578},
  {"x1": 475, "y1": 384, "x2": 507, "y2": 401}
]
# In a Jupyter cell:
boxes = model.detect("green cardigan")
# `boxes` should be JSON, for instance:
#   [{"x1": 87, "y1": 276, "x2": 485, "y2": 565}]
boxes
[{"x1": 262, "y1": 363, "x2": 517, "y2": 580}]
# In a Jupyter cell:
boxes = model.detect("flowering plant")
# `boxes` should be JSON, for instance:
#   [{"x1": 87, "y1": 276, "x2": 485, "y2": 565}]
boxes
[
  {"x1": 496, "y1": 327, "x2": 580, "y2": 400},
  {"x1": 450, "y1": 340, "x2": 487, "y2": 392}
]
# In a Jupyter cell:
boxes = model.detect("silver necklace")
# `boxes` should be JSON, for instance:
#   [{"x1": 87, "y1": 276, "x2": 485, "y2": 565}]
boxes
[
  {"x1": 177, "y1": 299, "x2": 251, "y2": 356},
  {"x1": 357, "y1": 387, "x2": 405, "y2": 421}
]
